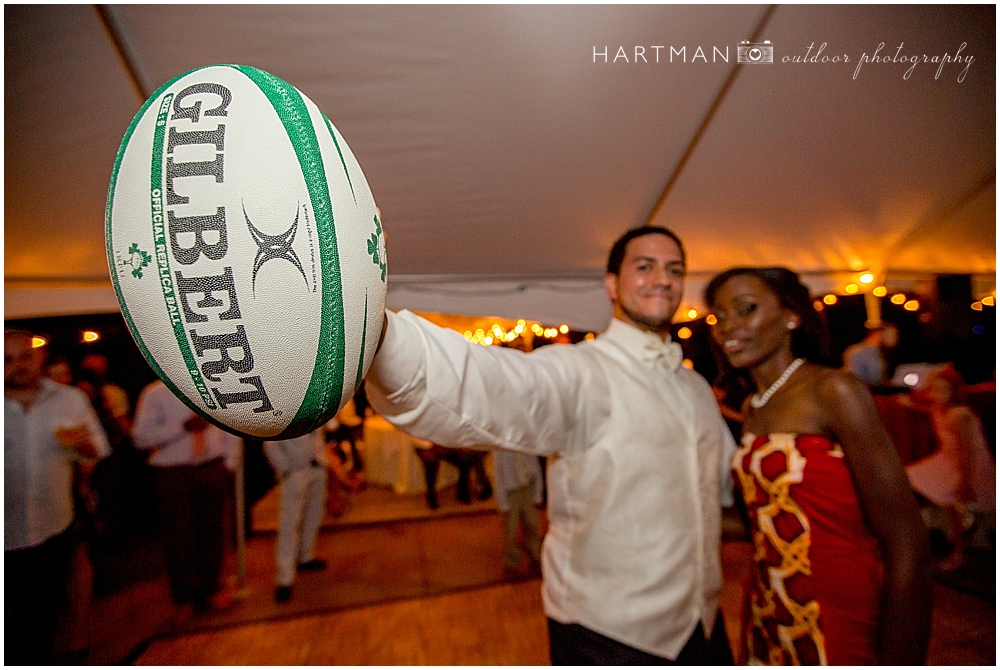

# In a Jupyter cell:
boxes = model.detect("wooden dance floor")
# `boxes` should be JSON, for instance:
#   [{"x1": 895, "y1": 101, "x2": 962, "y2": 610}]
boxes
[
  {"x1": 80, "y1": 483, "x2": 994, "y2": 665},
  {"x1": 131, "y1": 492, "x2": 993, "y2": 666}
]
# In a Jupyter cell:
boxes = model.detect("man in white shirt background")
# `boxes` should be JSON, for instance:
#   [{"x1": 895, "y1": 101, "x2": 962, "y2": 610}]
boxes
[
  {"x1": 5, "y1": 329, "x2": 111, "y2": 664},
  {"x1": 493, "y1": 448, "x2": 544, "y2": 579},
  {"x1": 366, "y1": 226, "x2": 736, "y2": 664},
  {"x1": 263, "y1": 429, "x2": 329, "y2": 604},
  {"x1": 132, "y1": 380, "x2": 240, "y2": 621}
]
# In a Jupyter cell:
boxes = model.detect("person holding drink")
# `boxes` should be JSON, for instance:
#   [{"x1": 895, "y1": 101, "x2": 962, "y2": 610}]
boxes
[{"x1": 5, "y1": 329, "x2": 110, "y2": 664}]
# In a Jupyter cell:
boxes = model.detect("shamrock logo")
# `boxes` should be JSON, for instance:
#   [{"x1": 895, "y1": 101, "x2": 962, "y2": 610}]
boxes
[
  {"x1": 122, "y1": 243, "x2": 152, "y2": 279},
  {"x1": 367, "y1": 213, "x2": 387, "y2": 282}
]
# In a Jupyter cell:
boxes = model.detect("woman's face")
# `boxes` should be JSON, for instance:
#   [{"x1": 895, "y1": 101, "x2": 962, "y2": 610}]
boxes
[{"x1": 710, "y1": 274, "x2": 796, "y2": 370}]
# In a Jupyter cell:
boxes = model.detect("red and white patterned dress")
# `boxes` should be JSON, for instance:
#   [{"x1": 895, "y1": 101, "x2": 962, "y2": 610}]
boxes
[{"x1": 733, "y1": 433, "x2": 884, "y2": 665}]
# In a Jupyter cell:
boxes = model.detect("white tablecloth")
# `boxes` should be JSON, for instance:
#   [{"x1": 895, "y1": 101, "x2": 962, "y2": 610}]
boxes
[{"x1": 361, "y1": 415, "x2": 458, "y2": 495}]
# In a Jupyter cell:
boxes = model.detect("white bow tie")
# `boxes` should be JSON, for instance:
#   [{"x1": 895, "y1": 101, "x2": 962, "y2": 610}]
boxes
[{"x1": 641, "y1": 338, "x2": 683, "y2": 373}]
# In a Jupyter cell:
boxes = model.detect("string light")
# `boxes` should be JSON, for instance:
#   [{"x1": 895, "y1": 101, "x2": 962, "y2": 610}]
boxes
[
  {"x1": 813, "y1": 300, "x2": 824, "y2": 311},
  {"x1": 677, "y1": 327, "x2": 692, "y2": 340},
  {"x1": 705, "y1": 314, "x2": 717, "y2": 326},
  {"x1": 31, "y1": 336, "x2": 47, "y2": 348},
  {"x1": 558, "y1": 324, "x2": 569, "y2": 334},
  {"x1": 82, "y1": 331, "x2": 100, "y2": 343},
  {"x1": 872, "y1": 286, "x2": 887, "y2": 297},
  {"x1": 859, "y1": 273, "x2": 874, "y2": 284},
  {"x1": 686, "y1": 308, "x2": 698, "y2": 320},
  {"x1": 904, "y1": 299, "x2": 920, "y2": 312},
  {"x1": 682, "y1": 359, "x2": 694, "y2": 369},
  {"x1": 845, "y1": 284, "x2": 858, "y2": 294},
  {"x1": 584, "y1": 333, "x2": 595, "y2": 341},
  {"x1": 890, "y1": 293, "x2": 906, "y2": 305},
  {"x1": 823, "y1": 294, "x2": 837, "y2": 305},
  {"x1": 983, "y1": 296, "x2": 995, "y2": 307},
  {"x1": 972, "y1": 302, "x2": 983, "y2": 311}
]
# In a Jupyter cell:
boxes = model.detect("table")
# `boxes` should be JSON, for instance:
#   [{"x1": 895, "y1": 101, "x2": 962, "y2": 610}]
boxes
[{"x1": 360, "y1": 415, "x2": 458, "y2": 495}]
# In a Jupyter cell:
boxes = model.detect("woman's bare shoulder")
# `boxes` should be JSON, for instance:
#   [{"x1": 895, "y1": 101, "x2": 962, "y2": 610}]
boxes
[{"x1": 810, "y1": 365, "x2": 870, "y2": 403}]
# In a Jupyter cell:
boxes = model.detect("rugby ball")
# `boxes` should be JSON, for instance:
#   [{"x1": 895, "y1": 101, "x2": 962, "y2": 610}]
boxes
[{"x1": 106, "y1": 65, "x2": 386, "y2": 439}]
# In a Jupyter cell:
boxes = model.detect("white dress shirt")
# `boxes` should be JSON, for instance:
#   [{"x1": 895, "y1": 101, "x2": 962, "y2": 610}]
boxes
[
  {"x1": 5, "y1": 379, "x2": 111, "y2": 551},
  {"x1": 367, "y1": 310, "x2": 735, "y2": 659},
  {"x1": 132, "y1": 381, "x2": 239, "y2": 470}
]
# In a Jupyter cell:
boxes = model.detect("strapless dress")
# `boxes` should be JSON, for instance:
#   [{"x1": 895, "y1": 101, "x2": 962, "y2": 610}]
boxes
[{"x1": 733, "y1": 433, "x2": 883, "y2": 665}]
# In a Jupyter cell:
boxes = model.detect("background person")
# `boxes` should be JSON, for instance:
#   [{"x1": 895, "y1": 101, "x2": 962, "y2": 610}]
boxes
[
  {"x1": 5, "y1": 329, "x2": 110, "y2": 664},
  {"x1": 366, "y1": 226, "x2": 736, "y2": 664},
  {"x1": 131, "y1": 380, "x2": 239, "y2": 621},
  {"x1": 905, "y1": 365, "x2": 996, "y2": 570},
  {"x1": 842, "y1": 322, "x2": 899, "y2": 386},
  {"x1": 263, "y1": 429, "x2": 329, "y2": 603},
  {"x1": 705, "y1": 267, "x2": 932, "y2": 665},
  {"x1": 492, "y1": 448, "x2": 543, "y2": 579}
]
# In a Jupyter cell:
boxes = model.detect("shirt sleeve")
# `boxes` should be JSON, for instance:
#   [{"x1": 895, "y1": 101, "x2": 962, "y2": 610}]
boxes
[
  {"x1": 131, "y1": 384, "x2": 187, "y2": 450},
  {"x1": 367, "y1": 310, "x2": 607, "y2": 457}
]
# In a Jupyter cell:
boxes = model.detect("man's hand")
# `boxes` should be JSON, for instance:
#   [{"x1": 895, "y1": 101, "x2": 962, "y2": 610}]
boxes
[{"x1": 55, "y1": 425, "x2": 99, "y2": 460}]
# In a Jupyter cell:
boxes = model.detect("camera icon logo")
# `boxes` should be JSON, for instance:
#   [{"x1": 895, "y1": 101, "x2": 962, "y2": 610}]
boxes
[{"x1": 737, "y1": 40, "x2": 773, "y2": 64}]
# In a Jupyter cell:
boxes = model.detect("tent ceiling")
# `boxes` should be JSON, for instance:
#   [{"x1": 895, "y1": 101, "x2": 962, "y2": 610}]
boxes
[{"x1": 4, "y1": 5, "x2": 995, "y2": 329}]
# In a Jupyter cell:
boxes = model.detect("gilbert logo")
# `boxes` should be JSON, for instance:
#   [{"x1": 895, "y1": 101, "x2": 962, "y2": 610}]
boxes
[
  {"x1": 738, "y1": 40, "x2": 773, "y2": 64},
  {"x1": 244, "y1": 203, "x2": 308, "y2": 293}
]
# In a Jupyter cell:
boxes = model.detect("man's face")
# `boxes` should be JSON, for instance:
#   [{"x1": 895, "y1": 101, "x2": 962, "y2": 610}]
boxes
[
  {"x1": 604, "y1": 234, "x2": 685, "y2": 335},
  {"x1": 5, "y1": 334, "x2": 45, "y2": 390}
]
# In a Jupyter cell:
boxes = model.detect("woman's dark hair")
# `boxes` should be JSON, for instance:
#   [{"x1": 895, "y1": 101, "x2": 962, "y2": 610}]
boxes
[
  {"x1": 606, "y1": 226, "x2": 686, "y2": 275},
  {"x1": 704, "y1": 266, "x2": 834, "y2": 366}
]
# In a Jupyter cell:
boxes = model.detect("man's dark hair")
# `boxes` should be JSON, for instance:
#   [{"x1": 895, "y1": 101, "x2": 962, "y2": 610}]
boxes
[
  {"x1": 606, "y1": 226, "x2": 686, "y2": 275},
  {"x1": 704, "y1": 266, "x2": 833, "y2": 366}
]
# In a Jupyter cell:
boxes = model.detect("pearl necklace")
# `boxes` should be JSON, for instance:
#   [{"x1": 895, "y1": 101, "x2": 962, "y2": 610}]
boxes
[{"x1": 750, "y1": 358, "x2": 805, "y2": 409}]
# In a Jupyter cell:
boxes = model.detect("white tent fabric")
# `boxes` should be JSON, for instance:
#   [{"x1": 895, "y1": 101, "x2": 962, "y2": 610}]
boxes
[{"x1": 5, "y1": 5, "x2": 995, "y2": 330}]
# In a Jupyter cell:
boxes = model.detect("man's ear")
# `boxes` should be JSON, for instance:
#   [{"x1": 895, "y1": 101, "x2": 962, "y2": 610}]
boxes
[{"x1": 604, "y1": 273, "x2": 618, "y2": 303}]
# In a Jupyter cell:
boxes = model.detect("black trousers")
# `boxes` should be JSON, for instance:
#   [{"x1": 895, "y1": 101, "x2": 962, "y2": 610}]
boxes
[
  {"x1": 5, "y1": 528, "x2": 75, "y2": 665},
  {"x1": 548, "y1": 613, "x2": 734, "y2": 666},
  {"x1": 154, "y1": 458, "x2": 230, "y2": 608}
]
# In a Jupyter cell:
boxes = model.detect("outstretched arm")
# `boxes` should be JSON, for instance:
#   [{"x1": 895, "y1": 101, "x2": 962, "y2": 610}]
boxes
[
  {"x1": 819, "y1": 370, "x2": 932, "y2": 665},
  {"x1": 366, "y1": 310, "x2": 608, "y2": 457}
]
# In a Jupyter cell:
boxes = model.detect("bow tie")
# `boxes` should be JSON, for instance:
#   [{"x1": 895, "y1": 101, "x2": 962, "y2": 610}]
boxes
[{"x1": 641, "y1": 338, "x2": 683, "y2": 373}]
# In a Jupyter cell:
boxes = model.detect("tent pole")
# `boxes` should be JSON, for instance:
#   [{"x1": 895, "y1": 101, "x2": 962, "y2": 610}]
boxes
[
  {"x1": 93, "y1": 5, "x2": 148, "y2": 101},
  {"x1": 644, "y1": 4, "x2": 778, "y2": 227}
]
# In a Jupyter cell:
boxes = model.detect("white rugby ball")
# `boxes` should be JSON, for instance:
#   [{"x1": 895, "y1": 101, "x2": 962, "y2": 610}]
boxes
[{"x1": 106, "y1": 65, "x2": 386, "y2": 439}]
